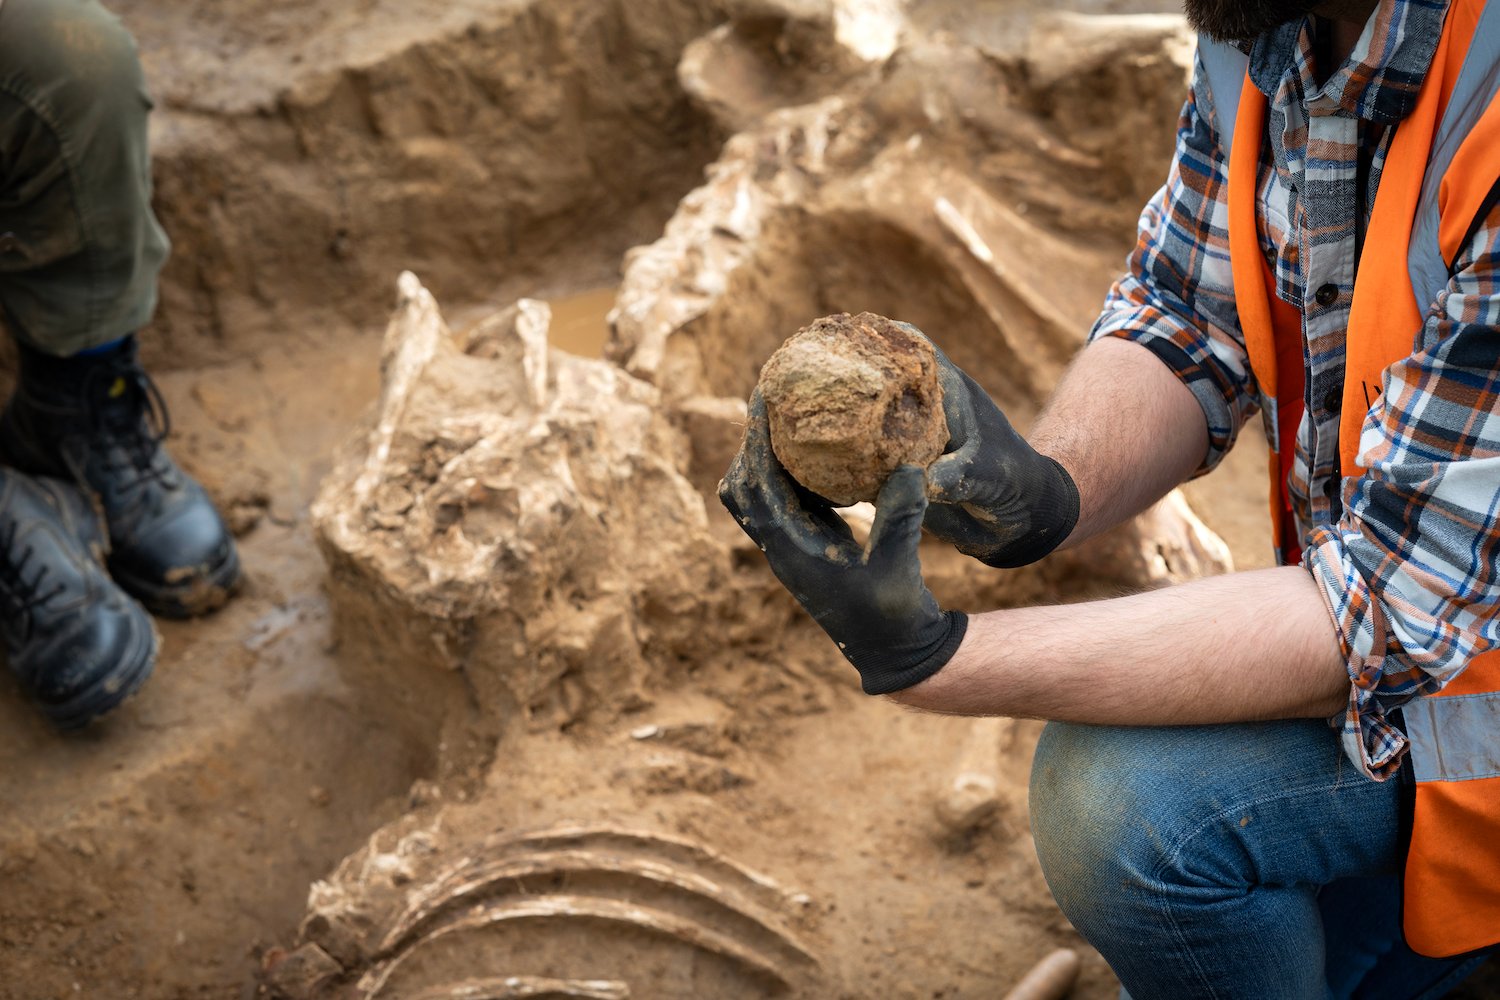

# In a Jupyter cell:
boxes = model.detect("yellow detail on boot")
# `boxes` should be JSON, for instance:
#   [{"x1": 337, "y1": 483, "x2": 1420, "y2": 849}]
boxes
[{"x1": 109, "y1": 376, "x2": 126, "y2": 398}]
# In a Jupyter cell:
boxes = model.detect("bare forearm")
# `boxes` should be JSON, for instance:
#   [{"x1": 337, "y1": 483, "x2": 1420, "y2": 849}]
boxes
[
  {"x1": 1031, "y1": 337, "x2": 1209, "y2": 548},
  {"x1": 893, "y1": 566, "x2": 1347, "y2": 723}
]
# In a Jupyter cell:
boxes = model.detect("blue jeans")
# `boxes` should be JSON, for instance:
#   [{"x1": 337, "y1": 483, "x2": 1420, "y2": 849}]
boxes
[{"x1": 1029, "y1": 720, "x2": 1491, "y2": 999}]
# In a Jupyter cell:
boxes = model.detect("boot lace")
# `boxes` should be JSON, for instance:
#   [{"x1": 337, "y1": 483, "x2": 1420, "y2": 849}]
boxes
[
  {"x1": 81, "y1": 358, "x2": 176, "y2": 496},
  {"x1": 0, "y1": 521, "x2": 67, "y2": 642}
]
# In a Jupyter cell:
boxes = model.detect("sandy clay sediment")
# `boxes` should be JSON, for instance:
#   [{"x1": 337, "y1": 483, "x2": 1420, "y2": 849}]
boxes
[{"x1": 5, "y1": 1, "x2": 1493, "y2": 998}]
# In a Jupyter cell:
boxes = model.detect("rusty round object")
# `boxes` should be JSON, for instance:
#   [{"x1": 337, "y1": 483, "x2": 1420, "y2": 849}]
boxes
[{"x1": 758, "y1": 312, "x2": 947, "y2": 506}]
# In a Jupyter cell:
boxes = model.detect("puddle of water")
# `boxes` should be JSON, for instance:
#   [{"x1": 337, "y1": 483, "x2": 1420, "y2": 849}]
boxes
[{"x1": 548, "y1": 286, "x2": 617, "y2": 358}]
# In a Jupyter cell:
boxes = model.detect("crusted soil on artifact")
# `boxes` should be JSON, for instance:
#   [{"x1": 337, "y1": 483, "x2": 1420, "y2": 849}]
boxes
[
  {"x1": 761, "y1": 312, "x2": 947, "y2": 506},
  {"x1": 1, "y1": 2, "x2": 1495, "y2": 999}
]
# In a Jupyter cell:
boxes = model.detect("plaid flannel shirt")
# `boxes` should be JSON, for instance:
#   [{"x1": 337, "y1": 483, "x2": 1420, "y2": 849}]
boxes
[{"x1": 1089, "y1": 0, "x2": 1500, "y2": 780}]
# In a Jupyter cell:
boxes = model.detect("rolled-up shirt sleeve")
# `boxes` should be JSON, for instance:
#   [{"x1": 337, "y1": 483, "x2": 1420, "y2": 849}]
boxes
[
  {"x1": 1089, "y1": 54, "x2": 1260, "y2": 475},
  {"x1": 1304, "y1": 205, "x2": 1500, "y2": 780}
]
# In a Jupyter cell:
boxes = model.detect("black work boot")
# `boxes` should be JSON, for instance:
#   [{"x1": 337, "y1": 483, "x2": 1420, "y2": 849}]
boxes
[
  {"x1": 0, "y1": 469, "x2": 157, "y2": 728},
  {"x1": 0, "y1": 337, "x2": 241, "y2": 618}
]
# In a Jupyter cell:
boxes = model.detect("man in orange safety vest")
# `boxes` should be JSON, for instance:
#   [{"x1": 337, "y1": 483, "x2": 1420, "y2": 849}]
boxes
[{"x1": 721, "y1": 0, "x2": 1500, "y2": 994}]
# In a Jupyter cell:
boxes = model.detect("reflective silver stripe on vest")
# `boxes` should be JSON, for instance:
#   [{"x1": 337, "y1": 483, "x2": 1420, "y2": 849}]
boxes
[
  {"x1": 1409, "y1": 0, "x2": 1500, "y2": 309},
  {"x1": 1197, "y1": 36, "x2": 1249, "y2": 158},
  {"x1": 1403, "y1": 691, "x2": 1500, "y2": 782}
]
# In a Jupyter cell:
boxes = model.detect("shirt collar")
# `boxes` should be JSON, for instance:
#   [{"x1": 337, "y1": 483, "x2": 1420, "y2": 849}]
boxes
[{"x1": 1245, "y1": 0, "x2": 1450, "y2": 123}]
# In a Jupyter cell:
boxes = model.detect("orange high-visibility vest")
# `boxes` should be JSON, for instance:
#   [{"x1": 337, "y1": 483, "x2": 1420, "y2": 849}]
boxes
[{"x1": 1201, "y1": 0, "x2": 1500, "y2": 958}]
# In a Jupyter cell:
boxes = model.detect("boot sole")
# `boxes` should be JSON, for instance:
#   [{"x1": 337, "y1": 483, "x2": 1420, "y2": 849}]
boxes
[
  {"x1": 44, "y1": 617, "x2": 160, "y2": 731},
  {"x1": 110, "y1": 543, "x2": 244, "y2": 620}
]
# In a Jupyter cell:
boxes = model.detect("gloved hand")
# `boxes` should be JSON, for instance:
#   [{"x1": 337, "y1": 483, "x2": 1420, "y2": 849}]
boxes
[
  {"x1": 719, "y1": 391, "x2": 968, "y2": 695},
  {"x1": 922, "y1": 342, "x2": 1080, "y2": 568}
]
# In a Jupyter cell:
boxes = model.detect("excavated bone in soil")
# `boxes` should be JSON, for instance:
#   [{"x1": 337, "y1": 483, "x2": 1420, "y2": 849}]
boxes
[
  {"x1": 313, "y1": 271, "x2": 740, "y2": 747},
  {"x1": 270, "y1": 820, "x2": 824, "y2": 998}
]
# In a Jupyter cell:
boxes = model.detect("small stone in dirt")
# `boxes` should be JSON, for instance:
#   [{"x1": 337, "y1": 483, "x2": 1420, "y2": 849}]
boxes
[
  {"x1": 935, "y1": 772, "x2": 1000, "y2": 835},
  {"x1": 261, "y1": 944, "x2": 343, "y2": 996},
  {"x1": 408, "y1": 779, "x2": 443, "y2": 808},
  {"x1": 308, "y1": 786, "x2": 332, "y2": 808},
  {"x1": 758, "y1": 312, "x2": 947, "y2": 506}
]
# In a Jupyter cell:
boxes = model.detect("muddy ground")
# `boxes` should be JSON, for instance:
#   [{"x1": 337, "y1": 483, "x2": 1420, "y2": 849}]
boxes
[{"x1": 0, "y1": 1, "x2": 1494, "y2": 998}]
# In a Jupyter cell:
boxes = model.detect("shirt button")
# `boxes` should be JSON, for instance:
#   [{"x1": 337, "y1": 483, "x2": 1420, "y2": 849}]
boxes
[
  {"x1": 1315, "y1": 283, "x2": 1339, "y2": 307},
  {"x1": 1323, "y1": 387, "x2": 1342, "y2": 413}
]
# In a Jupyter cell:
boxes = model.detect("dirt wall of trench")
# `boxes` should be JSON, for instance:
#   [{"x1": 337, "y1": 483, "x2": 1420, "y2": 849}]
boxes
[{"x1": 113, "y1": 0, "x2": 731, "y2": 372}]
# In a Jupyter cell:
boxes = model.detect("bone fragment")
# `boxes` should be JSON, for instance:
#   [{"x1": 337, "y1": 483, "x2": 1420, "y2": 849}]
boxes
[
  {"x1": 405, "y1": 977, "x2": 630, "y2": 1000},
  {"x1": 1000, "y1": 948, "x2": 1082, "y2": 1000},
  {"x1": 935, "y1": 717, "x2": 1006, "y2": 835}
]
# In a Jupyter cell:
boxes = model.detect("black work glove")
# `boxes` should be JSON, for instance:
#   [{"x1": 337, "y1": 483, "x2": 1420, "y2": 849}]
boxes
[
  {"x1": 719, "y1": 392, "x2": 968, "y2": 695},
  {"x1": 921, "y1": 343, "x2": 1080, "y2": 569}
]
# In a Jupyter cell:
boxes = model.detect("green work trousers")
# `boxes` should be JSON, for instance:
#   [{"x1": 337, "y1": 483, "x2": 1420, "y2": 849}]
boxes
[{"x1": 0, "y1": 0, "x2": 168, "y2": 357}]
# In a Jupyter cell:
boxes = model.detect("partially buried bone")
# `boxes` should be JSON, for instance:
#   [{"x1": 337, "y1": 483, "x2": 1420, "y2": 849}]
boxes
[{"x1": 935, "y1": 716, "x2": 1006, "y2": 835}]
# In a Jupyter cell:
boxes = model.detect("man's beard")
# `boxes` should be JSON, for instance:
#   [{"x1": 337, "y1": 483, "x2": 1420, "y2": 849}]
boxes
[{"x1": 1183, "y1": 0, "x2": 1322, "y2": 42}]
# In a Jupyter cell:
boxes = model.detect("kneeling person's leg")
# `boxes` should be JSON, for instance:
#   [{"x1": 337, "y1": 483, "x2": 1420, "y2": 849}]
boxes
[
  {"x1": 1029, "y1": 719, "x2": 1403, "y2": 999},
  {"x1": 0, "y1": 0, "x2": 238, "y2": 618},
  {"x1": 0, "y1": 0, "x2": 169, "y2": 354}
]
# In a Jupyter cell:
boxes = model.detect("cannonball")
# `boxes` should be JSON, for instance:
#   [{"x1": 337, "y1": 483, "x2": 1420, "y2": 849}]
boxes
[{"x1": 758, "y1": 312, "x2": 948, "y2": 506}]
